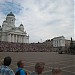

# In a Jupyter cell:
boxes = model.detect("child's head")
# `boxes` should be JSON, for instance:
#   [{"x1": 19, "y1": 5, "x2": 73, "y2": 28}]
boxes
[
  {"x1": 35, "y1": 62, "x2": 45, "y2": 74},
  {"x1": 52, "y1": 68, "x2": 61, "y2": 75}
]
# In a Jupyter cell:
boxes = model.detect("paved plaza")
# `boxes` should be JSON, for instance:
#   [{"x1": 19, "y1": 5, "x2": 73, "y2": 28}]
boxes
[{"x1": 0, "y1": 52, "x2": 75, "y2": 75}]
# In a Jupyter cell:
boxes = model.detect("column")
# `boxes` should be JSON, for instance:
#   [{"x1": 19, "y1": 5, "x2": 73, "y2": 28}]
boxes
[
  {"x1": 19, "y1": 35, "x2": 21, "y2": 43},
  {"x1": 24, "y1": 36, "x2": 26, "y2": 43},
  {"x1": 22, "y1": 36, "x2": 24, "y2": 43},
  {"x1": 23, "y1": 35, "x2": 25, "y2": 43},
  {"x1": 18, "y1": 35, "x2": 20, "y2": 43},
  {"x1": 12, "y1": 34, "x2": 14, "y2": 42},
  {"x1": 17, "y1": 35, "x2": 18, "y2": 43},
  {"x1": 16, "y1": 35, "x2": 17, "y2": 42},
  {"x1": 9, "y1": 34, "x2": 11, "y2": 42},
  {"x1": 21, "y1": 35, "x2": 22, "y2": 43}
]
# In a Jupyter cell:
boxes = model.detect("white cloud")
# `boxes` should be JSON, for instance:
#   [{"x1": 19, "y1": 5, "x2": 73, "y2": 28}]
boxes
[{"x1": 0, "y1": 0, "x2": 74, "y2": 42}]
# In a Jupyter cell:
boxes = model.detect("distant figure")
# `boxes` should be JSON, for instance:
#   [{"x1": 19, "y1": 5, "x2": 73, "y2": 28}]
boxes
[
  {"x1": 15, "y1": 60, "x2": 29, "y2": 75},
  {"x1": 52, "y1": 68, "x2": 62, "y2": 75},
  {"x1": 30, "y1": 62, "x2": 45, "y2": 75},
  {"x1": 0, "y1": 56, "x2": 15, "y2": 75}
]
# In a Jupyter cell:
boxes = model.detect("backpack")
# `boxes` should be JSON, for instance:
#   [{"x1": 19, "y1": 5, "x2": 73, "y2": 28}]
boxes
[{"x1": 15, "y1": 69, "x2": 30, "y2": 75}]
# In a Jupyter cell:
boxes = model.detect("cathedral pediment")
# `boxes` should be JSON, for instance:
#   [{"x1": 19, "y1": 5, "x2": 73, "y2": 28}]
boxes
[{"x1": 7, "y1": 27, "x2": 26, "y2": 35}]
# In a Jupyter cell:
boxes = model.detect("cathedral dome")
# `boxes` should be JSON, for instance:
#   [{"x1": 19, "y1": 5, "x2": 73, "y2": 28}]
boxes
[
  {"x1": 7, "y1": 12, "x2": 15, "y2": 17},
  {"x1": 20, "y1": 24, "x2": 23, "y2": 26},
  {"x1": 3, "y1": 20, "x2": 7, "y2": 22},
  {"x1": 19, "y1": 24, "x2": 24, "y2": 31}
]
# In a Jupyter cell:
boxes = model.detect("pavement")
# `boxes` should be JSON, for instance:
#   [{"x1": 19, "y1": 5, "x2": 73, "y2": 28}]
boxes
[{"x1": 0, "y1": 52, "x2": 75, "y2": 75}]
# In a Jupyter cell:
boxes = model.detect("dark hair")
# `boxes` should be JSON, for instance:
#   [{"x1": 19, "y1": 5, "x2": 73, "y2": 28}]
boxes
[
  {"x1": 17, "y1": 60, "x2": 22, "y2": 67},
  {"x1": 4, "y1": 56, "x2": 11, "y2": 66}
]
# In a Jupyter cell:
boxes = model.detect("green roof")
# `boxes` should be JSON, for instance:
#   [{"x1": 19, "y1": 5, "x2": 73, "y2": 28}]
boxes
[{"x1": 7, "y1": 12, "x2": 15, "y2": 17}]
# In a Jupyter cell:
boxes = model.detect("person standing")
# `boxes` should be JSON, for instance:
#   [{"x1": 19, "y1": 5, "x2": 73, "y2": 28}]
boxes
[
  {"x1": 0, "y1": 56, "x2": 15, "y2": 75},
  {"x1": 15, "y1": 60, "x2": 27, "y2": 75}
]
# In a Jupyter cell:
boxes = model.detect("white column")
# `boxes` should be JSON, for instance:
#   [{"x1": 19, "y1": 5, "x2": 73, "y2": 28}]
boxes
[
  {"x1": 23, "y1": 36, "x2": 25, "y2": 43},
  {"x1": 17, "y1": 35, "x2": 18, "y2": 43},
  {"x1": 9, "y1": 34, "x2": 11, "y2": 42},
  {"x1": 19, "y1": 35, "x2": 21, "y2": 43},
  {"x1": 24, "y1": 36, "x2": 26, "y2": 43},
  {"x1": 12, "y1": 34, "x2": 14, "y2": 42},
  {"x1": 16, "y1": 35, "x2": 17, "y2": 42},
  {"x1": 22, "y1": 35, "x2": 24, "y2": 43},
  {"x1": 18, "y1": 35, "x2": 20, "y2": 43},
  {"x1": 27, "y1": 36, "x2": 29, "y2": 43},
  {"x1": 21, "y1": 35, "x2": 22, "y2": 43}
]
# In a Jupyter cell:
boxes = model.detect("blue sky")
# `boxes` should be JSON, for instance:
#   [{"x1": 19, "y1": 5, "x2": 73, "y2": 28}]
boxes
[{"x1": 0, "y1": 0, "x2": 74, "y2": 43}]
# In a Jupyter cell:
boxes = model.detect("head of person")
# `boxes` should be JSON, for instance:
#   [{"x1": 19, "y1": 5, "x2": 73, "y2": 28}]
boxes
[
  {"x1": 35, "y1": 62, "x2": 45, "y2": 74},
  {"x1": 4, "y1": 56, "x2": 11, "y2": 66},
  {"x1": 52, "y1": 68, "x2": 61, "y2": 75},
  {"x1": 17, "y1": 60, "x2": 25, "y2": 68}
]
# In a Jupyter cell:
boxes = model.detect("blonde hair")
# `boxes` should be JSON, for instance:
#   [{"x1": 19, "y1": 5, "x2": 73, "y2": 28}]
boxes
[
  {"x1": 52, "y1": 68, "x2": 61, "y2": 74},
  {"x1": 35, "y1": 62, "x2": 45, "y2": 68}
]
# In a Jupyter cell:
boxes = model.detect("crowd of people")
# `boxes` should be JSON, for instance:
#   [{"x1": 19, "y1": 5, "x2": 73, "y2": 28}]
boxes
[
  {"x1": 0, "y1": 56, "x2": 62, "y2": 75},
  {"x1": 0, "y1": 41, "x2": 51, "y2": 52}
]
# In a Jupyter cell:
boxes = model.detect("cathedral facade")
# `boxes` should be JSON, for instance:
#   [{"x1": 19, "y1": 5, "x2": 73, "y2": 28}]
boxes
[{"x1": 0, "y1": 12, "x2": 29, "y2": 43}]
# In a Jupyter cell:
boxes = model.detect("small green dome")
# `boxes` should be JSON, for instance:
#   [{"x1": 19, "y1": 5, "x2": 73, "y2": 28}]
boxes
[
  {"x1": 7, "y1": 12, "x2": 15, "y2": 17},
  {"x1": 20, "y1": 24, "x2": 23, "y2": 26}
]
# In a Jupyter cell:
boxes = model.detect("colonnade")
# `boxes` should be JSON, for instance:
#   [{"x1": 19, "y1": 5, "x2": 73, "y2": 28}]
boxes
[{"x1": 8, "y1": 34, "x2": 29, "y2": 43}]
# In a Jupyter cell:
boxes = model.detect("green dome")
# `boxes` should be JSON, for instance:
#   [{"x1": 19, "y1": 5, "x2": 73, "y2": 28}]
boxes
[
  {"x1": 20, "y1": 24, "x2": 23, "y2": 26},
  {"x1": 7, "y1": 12, "x2": 15, "y2": 17}
]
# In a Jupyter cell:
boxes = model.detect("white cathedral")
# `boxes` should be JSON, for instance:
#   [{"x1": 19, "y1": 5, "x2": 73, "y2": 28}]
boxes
[{"x1": 0, "y1": 12, "x2": 29, "y2": 43}]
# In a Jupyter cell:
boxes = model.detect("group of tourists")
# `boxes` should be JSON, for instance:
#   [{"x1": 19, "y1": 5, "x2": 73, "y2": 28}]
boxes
[{"x1": 0, "y1": 56, "x2": 62, "y2": 75}]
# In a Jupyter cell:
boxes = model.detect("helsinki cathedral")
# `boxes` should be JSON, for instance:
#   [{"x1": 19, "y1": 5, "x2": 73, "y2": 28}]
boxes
[{"x1": 0, "y1": 12, "x2": 29, "y2": 43}]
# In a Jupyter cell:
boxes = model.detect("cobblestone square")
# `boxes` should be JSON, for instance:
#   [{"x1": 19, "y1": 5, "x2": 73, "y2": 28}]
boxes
[{"x1": 0, "y1": 52, "x2": 75, "y2": 75}]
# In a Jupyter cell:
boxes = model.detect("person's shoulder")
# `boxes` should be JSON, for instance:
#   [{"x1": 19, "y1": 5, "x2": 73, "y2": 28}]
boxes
[
  {"x1": 7, "y1": 66, "x2": 13, "y2": 71},
  {"x1": 0, "y1": 66, "x2": 14, "y2": 75},
  {"x1": 7, "y1": 67, "x2": 15, "y2": 75},
  {"x1": 20, "y1": 69, "x2": 25, "y2": 72},
  {"x1": 20, "y1": 69, "x2": 26, "y2": 75},
  {"x1": 0, "y1": 65, "x2": 8, "y2": 71},
  {"x1": 30, "y1": 72, "x2": 38, "y2": 75}
]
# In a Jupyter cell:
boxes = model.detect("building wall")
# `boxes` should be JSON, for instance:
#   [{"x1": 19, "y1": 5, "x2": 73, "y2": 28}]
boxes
[
  {"x1": 6, "y1": 16, "x2": 15, "y2": 27},
  {"x1": 65, "y1": 40, "x2": 71, "y2": 48},
  {"x1": 53, "y1": 36, "x2": 65, "y2": 47}
]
